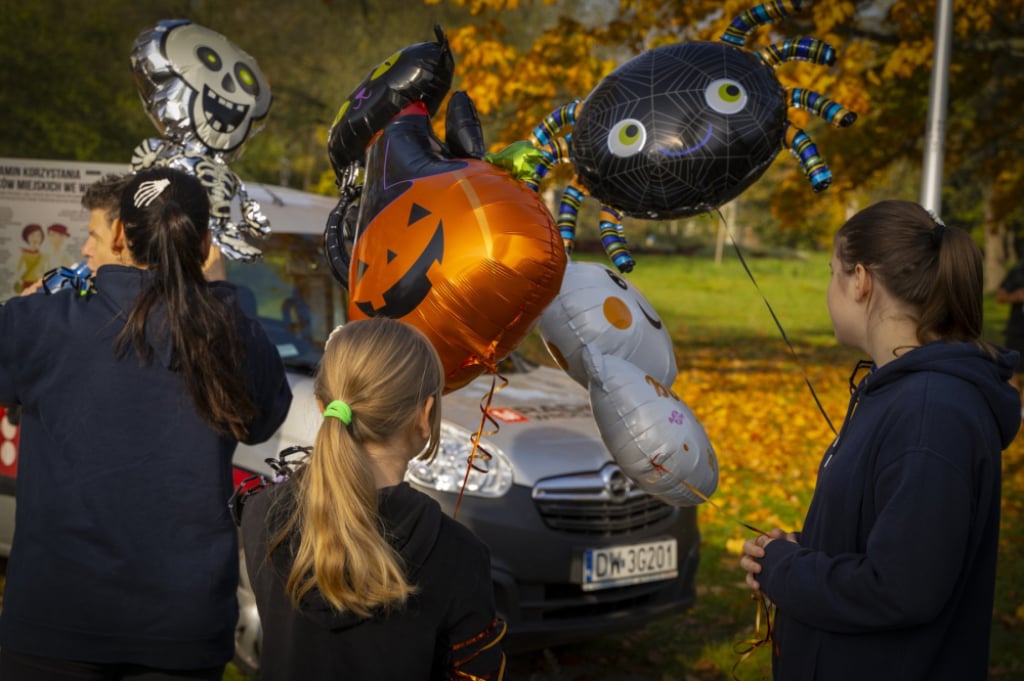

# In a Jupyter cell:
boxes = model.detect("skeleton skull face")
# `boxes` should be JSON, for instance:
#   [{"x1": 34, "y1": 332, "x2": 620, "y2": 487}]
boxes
[{"x1": 132, "y1": 20, "x2": 272, "y2": 160}]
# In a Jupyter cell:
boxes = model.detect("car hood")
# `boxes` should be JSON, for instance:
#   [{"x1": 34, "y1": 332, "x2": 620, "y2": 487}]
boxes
[{"x1": 443, "y1": 365, "x2": 612, "y2": 487}]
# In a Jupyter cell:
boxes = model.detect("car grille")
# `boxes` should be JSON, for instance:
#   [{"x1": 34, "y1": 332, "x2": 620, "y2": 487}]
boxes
[{"x1": 531, "y1": 464, "x2": 674, "y2": 536}]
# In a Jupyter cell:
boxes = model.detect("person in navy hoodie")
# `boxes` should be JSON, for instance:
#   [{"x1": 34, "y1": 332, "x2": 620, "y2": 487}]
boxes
[
  {"x1": 740, "y1": 200, "x2": 1020, "y2": 681},
  {"x1": 0, "y1": 167, "x2": 292, "y2": 680},
  {"x1": 241, "y1": 317, "x2": 506, "y2": 680}
]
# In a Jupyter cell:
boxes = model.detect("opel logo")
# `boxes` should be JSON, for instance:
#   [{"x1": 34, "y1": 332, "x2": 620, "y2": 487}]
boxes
[{"x1": 601, "y1": 464, "x2": 634, "y2": 504}]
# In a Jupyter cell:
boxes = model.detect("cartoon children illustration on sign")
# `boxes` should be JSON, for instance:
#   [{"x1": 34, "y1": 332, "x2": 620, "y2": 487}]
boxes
[{"x1": 13, "y1": 224, "x2": 45, "y2": 294}]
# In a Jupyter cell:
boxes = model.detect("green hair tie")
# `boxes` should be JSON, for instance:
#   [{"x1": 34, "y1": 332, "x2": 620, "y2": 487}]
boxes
[{"x1": 324, "y1": 400, "x2": 352, "y2": 426}]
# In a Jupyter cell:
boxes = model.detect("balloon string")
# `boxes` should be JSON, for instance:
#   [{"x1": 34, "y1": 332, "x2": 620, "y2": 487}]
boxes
[
  {"x1": 453, "y1": 372, "x2": 508, "y2": 519},
  {"x1": 647, "y1": 455, "x2": 767, "y2": 535},
  {"x1": 713, "y1": 208, "x2": 837, "y2": 436},
  {"x1": 647, "y1": 457, "x2": 778, "y2": 678},
  {"x1": 731, "y1": 592, "x2": 778, "y2": 681}
]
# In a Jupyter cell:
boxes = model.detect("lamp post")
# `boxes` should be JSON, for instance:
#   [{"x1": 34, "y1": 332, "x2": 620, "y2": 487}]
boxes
[{"x1": 920, "y1": 0, "x2": 954, "y2": 216}]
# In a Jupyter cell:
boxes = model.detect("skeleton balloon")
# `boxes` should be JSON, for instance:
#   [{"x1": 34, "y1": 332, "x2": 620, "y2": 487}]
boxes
[{"x1": 130, "y1": 19, "x2": 273, "y2": 261}]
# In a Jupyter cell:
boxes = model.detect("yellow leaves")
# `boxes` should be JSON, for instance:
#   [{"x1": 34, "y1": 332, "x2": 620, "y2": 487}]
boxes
[
  {"x1": 882, "y1": 39, "x2": 934, "y2": 80},
  {"x1": 811, "y1": 0, "x2": 857, "y2": 34},
  {"x1": 425, "y1": 0, "x2": 556, "y2": 15},
  {"x1": 672, "y1": 351, "x2": 847, "y2": 551},
  {"x1": 725, "y1": 538, "x2": 746, "y2": 555}
]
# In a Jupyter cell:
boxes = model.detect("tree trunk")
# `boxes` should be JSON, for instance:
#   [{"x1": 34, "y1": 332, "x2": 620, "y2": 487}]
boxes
[{"x1": 982, "y1": 180, "x2": 1009, "y2": 293}]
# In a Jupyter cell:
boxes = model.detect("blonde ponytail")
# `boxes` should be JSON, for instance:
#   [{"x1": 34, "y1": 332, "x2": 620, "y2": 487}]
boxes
[
  {"x1": 273, "y1": 318, "x2": 443, "y2": 616},
  {"x1": 284, "y1": 418, "x2": 413, "y2": 616}
]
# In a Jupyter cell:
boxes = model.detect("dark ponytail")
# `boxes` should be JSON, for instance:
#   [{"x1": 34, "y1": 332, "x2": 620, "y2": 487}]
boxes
[
  {"x1": 835, "y1": 200, "x2": 986, "y2": 347},
  {"x1": 116, "y1": 168, "x2": 256, "y2": 439}
]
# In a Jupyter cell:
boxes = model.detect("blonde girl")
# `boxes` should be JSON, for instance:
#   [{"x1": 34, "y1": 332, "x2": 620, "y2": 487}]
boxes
[{"x1": 242, "y1": 317, "x2": 506, "y2": 680}]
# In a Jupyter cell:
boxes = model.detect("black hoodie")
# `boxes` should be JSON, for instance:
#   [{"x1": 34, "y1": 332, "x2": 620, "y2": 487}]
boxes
[
  {"x1": 758, "y1": 342, "x2": 1020, "y2": 681},
  {"x1": 241, "y1": 479, "x2": 505, "y2": 680}
]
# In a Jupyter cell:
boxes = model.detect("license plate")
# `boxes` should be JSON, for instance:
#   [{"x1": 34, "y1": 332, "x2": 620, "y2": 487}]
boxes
[{"x1": 582, "y1": 538, "x2": 678, "y2": 591}]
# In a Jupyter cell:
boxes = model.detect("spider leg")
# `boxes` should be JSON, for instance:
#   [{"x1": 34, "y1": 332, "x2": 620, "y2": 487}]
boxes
[
  {"x1": 557, "y1": 185, "x2": 585, "y2": 256},
  {"x1": 784, "y1": 120, "x2": 832, "y2": 192},
  {"x1": 789, "y1": 88, "x2": 858, "y2": 128},
  {"x1": 721, "y1": 0, "x2": 805, "y2": 46},
  {"x1": 759, "y1": 38, "x2": 837, "y2": 67},
  {"x1": 599, "y1": 204, "x2": 635, "y2": 273},
  {"x1": 530, "y1": 102, "x2": 578, "y2": 157}
]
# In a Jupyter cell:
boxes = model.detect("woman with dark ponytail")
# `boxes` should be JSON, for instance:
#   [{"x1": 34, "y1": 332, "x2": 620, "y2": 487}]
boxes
[
  {"x1": 740, "y1": 200, "x2": 1020, "y2": 681},
  {"x1": 0, "y1": 167, "x2": 292, "y2": 680}
]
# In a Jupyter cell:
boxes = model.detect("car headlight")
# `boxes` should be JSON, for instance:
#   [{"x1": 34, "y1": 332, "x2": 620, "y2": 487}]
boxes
[{"x1": 405, "y1": 422, "x2": 513, "y2": 498}]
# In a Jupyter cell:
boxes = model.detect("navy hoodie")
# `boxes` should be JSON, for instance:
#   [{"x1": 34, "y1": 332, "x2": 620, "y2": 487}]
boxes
[
  {"x1": 758, "y1": 342, "x2": 1020, "y2": 681},
  {"x1": 0, "y1": 266, "x2": 292, "y2": 668},
  {"x1": 242, "y1": 479, "x2": 506, "y2": 680}
]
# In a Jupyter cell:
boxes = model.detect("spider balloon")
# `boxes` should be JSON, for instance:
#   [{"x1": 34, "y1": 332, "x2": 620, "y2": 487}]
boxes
[{"x1": 522, "y1": 0, "x2": 857, "y2": 273}]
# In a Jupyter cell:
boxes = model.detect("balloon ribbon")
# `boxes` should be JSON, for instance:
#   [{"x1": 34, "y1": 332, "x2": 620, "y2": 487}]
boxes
[
  {"x1": 453, "y1": 372, "x2": 508, "y2": 519},
  {"x1": 649, "y1": 455, "x2": 779, "y2": 679}
]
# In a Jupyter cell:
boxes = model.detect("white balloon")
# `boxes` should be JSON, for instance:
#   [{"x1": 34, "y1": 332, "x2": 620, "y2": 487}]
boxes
[
  {"x1": 584, "y1": 349, "x2": 718, "y2": 507},
  {"x1": 538, "y1": 260, "x2": 677, "y2": 389}
]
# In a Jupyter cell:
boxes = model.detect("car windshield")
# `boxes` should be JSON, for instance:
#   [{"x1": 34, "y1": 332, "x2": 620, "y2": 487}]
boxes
[{"x1": 224, "y1": 233, "x2": 346, "y2": 374}]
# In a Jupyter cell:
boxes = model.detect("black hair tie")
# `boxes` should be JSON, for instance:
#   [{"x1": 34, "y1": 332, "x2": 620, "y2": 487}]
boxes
[{"x1": 928, "y1": 209, "x2": 946, "y2": 245}]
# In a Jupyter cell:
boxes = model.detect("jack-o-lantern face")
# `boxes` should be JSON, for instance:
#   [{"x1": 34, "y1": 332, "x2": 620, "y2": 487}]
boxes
[
  {"x1": 352, "y1": 202, "x2": 444, "y2": 318},
  {"x1": 346, "y1": 110, "x2": 566, "y2": 392},
  {"x1": 538, "y1": 260, "x2": 677, "y2": 389}
]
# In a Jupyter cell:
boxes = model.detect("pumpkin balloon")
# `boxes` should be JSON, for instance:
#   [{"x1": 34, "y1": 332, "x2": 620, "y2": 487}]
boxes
[
  {"x1": 344, "y1": 104, "x2": 566, "y2": 392},
  {"x1": 538, "y1": 260, "x2": 677, "y2": 389},
  {"x1": 584, "y1": 348, "x2": 718, "y2": 507}
]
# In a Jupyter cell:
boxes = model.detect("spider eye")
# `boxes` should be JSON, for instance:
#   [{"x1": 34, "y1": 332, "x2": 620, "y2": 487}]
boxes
[
  {"x1": 705, "y1": 79, "x2": 748, "y2": 114},
  {"x1": 607, "y1": 119, "x2": 648, "y2": 157}
]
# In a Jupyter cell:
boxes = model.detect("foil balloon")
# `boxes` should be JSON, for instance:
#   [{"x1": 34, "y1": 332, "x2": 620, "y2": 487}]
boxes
[
  {"x1": 538, "y1": 260, "x2": 676, "y2": 389},
  {"x1": 130, "y1": 19, "x2": 273, "y2": 261},
  {"x1": 327, "y1": 24, "x2": 454, "y2": 178},
  {"x1": 336, "y1": 104, "x2": 565, "y2": 392},
  {"x1": 583, "y1": 348, "x2": 718, "y2": 507},
  {"x1": 522, "y1": 0, "x2": 857, "y2": 273}
]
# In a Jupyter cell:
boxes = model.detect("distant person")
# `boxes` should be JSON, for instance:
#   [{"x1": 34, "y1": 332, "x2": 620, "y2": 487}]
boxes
[
  {"x1": 12, "y1": 223, "x2": 44, "y2": 293},
  {"x1": 740, "y1": 200, "x2": 1020, "y2": 681},
  {"x1": 995, "y1": 237, "x2": 1024, "y2": 414},
  {"x1": 281, "y1": 282, "x2": 313, "y2": 342},
  {"x1": 0, "y1": 167, "x2": 293, "y2": 680},
  {"x1": 241, "y1": 317, "x2": 506, "y2": 680}
]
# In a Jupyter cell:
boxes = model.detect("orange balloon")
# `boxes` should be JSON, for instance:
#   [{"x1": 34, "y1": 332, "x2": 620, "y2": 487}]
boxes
[{"x1": 347, "y1": 114, "x2": 565, "y2": 392}]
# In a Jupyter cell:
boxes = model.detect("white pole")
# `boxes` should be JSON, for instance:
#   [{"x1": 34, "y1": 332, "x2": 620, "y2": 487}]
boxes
[{"x1": 920, "y1": 0, "x2": 954, "y2": 216}]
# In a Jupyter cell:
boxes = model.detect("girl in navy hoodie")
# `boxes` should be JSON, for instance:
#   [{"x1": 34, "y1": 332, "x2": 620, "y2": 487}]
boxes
[{"x1": 740, "y1": 200, "x2": 1020, "y2": 680}]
